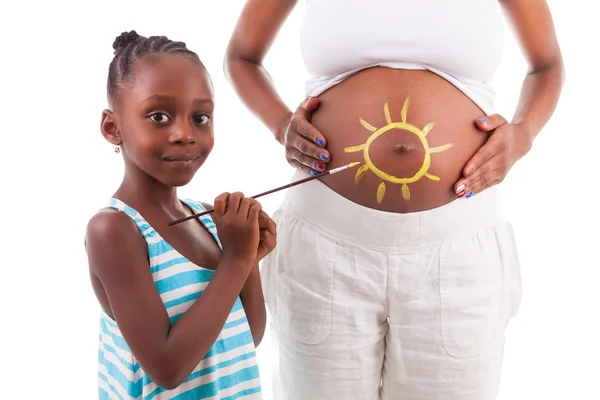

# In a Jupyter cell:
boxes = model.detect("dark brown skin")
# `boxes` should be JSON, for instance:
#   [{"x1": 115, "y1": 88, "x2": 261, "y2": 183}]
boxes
[
  {"x1": 307, "y1": 67, "x2": 488, "y2": 212},
  {"x1": 86, "y1": 54, "x2": 275, "y2": 390},
  {"x1": 225, "y1": 0, "x2": 564, "y2": 211}
]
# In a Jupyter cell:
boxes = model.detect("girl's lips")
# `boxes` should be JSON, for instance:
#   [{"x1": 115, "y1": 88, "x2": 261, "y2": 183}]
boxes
[{"x1": 162, "y1": 154, "x2": 201, "y2": 162}]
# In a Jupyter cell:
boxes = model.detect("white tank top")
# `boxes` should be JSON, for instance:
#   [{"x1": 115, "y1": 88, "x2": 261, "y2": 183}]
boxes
[{"x1": 299, "y1": 0, "x2": 505, "y2": 115}]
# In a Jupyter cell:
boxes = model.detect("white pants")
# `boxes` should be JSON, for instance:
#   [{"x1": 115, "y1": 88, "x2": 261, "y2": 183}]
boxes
[{"x1": 261, "y1": 172, "x2": 523, "y2": 400}]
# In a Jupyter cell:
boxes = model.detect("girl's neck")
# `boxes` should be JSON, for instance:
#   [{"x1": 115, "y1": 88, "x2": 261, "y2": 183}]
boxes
[{"x1": 114, "y1": 170, "x2": 184, "y2": 215}]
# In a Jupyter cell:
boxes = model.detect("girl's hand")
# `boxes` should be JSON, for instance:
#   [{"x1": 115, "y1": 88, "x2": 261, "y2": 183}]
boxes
[
  {"x1": 256, "y1": 210, "x2": 277, "y2": 262},
  {"x1": 211, "y1": 192, "x2": 261, "y2": 269},
  {"x1": 454, "y1": 115, "x2": 532, "y2": 198},
  {"x1": 284, "y1": 97, "x2": 331, "y2": 175}
]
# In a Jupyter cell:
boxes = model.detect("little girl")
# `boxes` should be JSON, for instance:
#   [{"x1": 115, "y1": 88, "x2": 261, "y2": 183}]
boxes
[{"x1": 84, "y1": 30, "x2": 275, "y2": 399}]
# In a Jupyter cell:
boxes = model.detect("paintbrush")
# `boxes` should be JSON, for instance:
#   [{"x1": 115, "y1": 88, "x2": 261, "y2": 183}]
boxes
[{"x1": 168, "y1": 161, "x2": 360, "y2": 226}]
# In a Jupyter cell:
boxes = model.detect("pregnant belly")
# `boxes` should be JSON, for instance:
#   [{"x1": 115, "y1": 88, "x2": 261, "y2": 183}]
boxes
[{"x1": 313, "y1": 67, "x2": 488, "y2": 213}]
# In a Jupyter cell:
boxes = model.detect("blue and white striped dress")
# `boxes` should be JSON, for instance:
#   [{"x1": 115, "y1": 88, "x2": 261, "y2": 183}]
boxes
[{"x1": 95, "y1": 198, "x2": 262, "y2": 400}]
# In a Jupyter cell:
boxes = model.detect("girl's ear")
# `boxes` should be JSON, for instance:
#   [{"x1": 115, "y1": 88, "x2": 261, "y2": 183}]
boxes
[{"x1": 100, "y1": 109, "x2": 122, "y2": 146}]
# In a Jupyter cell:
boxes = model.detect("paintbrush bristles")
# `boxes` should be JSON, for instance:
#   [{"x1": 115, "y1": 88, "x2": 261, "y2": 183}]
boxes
[{"x1": 328, "y1": 161, "x2": 360, "y2": 174}]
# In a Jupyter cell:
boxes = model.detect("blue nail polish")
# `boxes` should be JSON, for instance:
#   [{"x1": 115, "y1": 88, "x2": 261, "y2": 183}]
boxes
[
  {"x1": 311, "y1": 170, "x2": 318, "y2": 176},
  {"x1": 320, "y1": 153, "x2": 329, "y2": 161},
  {"x1": 478, "y1": 117, "x2": 487, "y2": 124},
  {"x1": 316, "y1": 138, "x2": 324, "y2": 147},
  {"x1": 466, "y1": 191, "x2": 474, "y2": 199}
]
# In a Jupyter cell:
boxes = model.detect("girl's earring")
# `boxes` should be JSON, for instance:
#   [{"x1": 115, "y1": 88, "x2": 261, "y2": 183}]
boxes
[{"x1": 114, "y1": 143, "x2": 121, "y2": 153}]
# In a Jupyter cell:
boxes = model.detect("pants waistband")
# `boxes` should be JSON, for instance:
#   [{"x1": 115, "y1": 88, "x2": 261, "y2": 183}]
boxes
[{"x1": 279, "y1": 170, "x2": 505, "y2": 248}]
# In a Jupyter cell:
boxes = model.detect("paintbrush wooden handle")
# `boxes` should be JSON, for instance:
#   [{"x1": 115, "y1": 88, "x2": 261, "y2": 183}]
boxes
[{"x1": 168, "y1": 163, "x2": 357, "y2": 226}]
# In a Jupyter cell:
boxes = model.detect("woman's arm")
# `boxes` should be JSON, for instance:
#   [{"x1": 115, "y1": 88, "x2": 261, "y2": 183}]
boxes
[
  {"x1": 501, "y1": 0, "x2": 565, "y2": 152},
  {"x1": 86, "y1": 208, "x2": 255, "y2": 390},
  {"x1": 224, "y1": 0, "x2": 298, "y2": 144},
  {"x1": 225, "y1": 0, "x2": 331, "y2": 173},
  {"x1": 455, "y1": 0, "x2": 564, "y2": 195}
]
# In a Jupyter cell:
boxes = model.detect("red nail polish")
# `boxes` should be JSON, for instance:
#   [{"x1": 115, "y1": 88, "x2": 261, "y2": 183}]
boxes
[
  {"x1": 466, "y1": 168, "x2": 473, "y2": 177},
  {"x1": 457, "y1": 190, "x2": 466, "y2": 198},
  {"x1": 316, "y1": 162, "x2": 325, "y2": 171}
]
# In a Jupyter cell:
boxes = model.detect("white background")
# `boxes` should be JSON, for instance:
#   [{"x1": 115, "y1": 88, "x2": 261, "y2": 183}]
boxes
[{"x1": 2, "y1": 1, "x2": 598, "y2": 398}]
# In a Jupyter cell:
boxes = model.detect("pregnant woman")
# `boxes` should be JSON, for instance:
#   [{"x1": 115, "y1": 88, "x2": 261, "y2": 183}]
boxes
[{"x1": 225, "y1": 0, "x2": 564, "y2": 399}]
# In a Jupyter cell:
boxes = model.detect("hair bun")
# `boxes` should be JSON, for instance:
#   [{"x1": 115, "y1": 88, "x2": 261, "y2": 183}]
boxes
[{"x1": 113, "y1": 30, "x2": 142, "y2": 54}]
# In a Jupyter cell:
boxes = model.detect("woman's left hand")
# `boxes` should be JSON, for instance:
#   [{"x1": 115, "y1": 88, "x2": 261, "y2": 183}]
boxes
[{"x1": 454, "y1": 114, "x2": 532, "y2": 198}]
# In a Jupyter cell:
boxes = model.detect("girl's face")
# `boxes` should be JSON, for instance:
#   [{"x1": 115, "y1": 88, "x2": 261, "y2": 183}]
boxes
[{"x1": 104, "y1": 54, "x2": 215, "y2": 188}]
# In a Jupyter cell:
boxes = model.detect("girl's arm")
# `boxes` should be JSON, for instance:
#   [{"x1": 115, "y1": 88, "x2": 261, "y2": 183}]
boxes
[
  {"x1": 239, "y1": 266, "x2": 266, "y2": 346},
  {"x1": 86, "y1": 208, "x2": 255, "y2": 390},
  {"x1": 224, "y1": 0, "x2": 298, "y2": 143},
  {"x1": 202, "y1": 201, "x2": 269, "y2": 347}
]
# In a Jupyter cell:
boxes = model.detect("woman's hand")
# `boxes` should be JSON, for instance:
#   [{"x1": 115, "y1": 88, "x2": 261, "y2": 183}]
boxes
[
  {"x1": 284, "y1": 97, "x2": 331, "y2": 175},
  {"x1": 454, "y1": 115, "x2": 532, "y2": 198}
]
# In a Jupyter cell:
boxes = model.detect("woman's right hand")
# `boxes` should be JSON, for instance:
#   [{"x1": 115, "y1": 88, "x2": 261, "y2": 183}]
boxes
[
  {"x1": 211, "y1": 192, "x2": 262, "y2": 271},
  {"x1": 284, "y1": 97, "x2": 331, "y2": 175}
]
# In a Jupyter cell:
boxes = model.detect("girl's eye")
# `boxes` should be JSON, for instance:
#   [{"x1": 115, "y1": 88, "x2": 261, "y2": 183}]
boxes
[
  {"x1": 149, "y1": 113, "x2": 171, "y2": 123},
  {"x1": 194, "y1": 114, "x2": 211, "y2": 125}
]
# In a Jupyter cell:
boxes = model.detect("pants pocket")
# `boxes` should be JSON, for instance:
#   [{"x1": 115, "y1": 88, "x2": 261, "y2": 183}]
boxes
[
  {"x1": 500, "y1": 222, "x2": 523, "y2": 321},
  {"x1": 270, "y1": 212, "x2": 336, "y2": 345},
  {"x1": 439, "y1": 227, "x2": 504, "y2": 358}
]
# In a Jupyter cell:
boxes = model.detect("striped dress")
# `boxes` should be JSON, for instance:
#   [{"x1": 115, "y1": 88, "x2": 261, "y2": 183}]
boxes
[{"x1": 95, "y1": 198, "x2": 262, "y2": 400}]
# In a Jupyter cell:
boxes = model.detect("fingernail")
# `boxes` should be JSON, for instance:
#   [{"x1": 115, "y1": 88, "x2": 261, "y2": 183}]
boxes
[
  {"x1": 456, "y1": 184, "x2": 465, "y2": 194},
  {"x1": 320, "y1": 153, "x2": 329, "y2": 161},
  {"x1": 466, "y1": 191, "x2": 474, "y2": 199},
  {"x1": 316, "y1": 161, "x2": 326, "y2": 171},
  {"x1": 457, "y1": 190, "x2": 466, "y2": 198},
  {"x1": 311, "y1": 170, "x2": 318, "y2": 176},
  {"x1": 466, "y1": 168, "x2": 474, "y2": 177},
  {"x1": 478, "y1": 117, "x2": 487, "y2": 125},
  {"x1": 316, "y1": 138, "x2": 324, "y2": 147}
]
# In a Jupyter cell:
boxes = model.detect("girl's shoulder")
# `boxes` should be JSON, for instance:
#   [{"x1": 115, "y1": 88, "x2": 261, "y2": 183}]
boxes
[
  {"x1": 84, "y1": 206, "x2": 139, "y2": 248},
  {"x1": 84, "y1": 205, "x2": 149, "y2": 286},
  {"x1": 84, "y1": 198, "x2": 146, "y2": 248}
]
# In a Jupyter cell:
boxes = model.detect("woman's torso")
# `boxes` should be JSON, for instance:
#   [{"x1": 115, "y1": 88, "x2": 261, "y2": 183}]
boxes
[
  {"x1": 313, "y1": 68, "x2": 487, "y2": 212},
  {"x1": 299, "y1": 0, "x2": 505, "y2": 213},
  {"x1": 96, "y1": 199, "x2": 261, "y2": 400}
]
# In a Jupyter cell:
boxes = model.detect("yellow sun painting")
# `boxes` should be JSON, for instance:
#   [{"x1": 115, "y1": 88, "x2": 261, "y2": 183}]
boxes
[{"x1": 344, "y1": 97, "x2": 454, "y2": 203}]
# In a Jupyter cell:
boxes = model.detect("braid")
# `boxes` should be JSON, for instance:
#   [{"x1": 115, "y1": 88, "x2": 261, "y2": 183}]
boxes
[{"x1": 107, "y1": 30, "x2": 201, "y2": 106}]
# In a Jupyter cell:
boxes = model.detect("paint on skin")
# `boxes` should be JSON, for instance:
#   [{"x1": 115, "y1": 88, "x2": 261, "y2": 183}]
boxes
[{"x1": 344, "y1": 98, "x2": 454, "y2": 203}]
